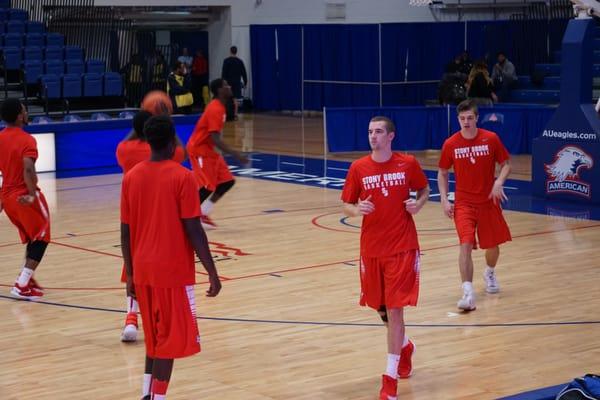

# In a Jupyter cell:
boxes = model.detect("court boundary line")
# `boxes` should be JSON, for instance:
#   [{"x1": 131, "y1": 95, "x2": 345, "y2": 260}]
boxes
[{"x1": 1, "y1": 294, "x2": 599, "y2": 328}]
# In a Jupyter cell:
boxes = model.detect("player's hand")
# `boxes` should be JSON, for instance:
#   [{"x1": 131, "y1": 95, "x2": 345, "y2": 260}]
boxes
[
  {"x1": 126, "y1": 278, "x2": 136, "y2": 299},
  {"x1": 206, "y1": 274, "x2": 222, "y2": 297},
  {"x1": 489, "y1": 180, "x2": 508, "y2": 205},
  {"x1": 17, "y1": 194, "x2": 35, "y2": 205},
  {"x1": 441, "y1": 198, "x2": 454, "y2": 219},
  {"x1": 357, "y1": 195, "x2": 375, "y2": 216},
  {"x1": 404, "y1": 198, "x2": 423, "y2": 215}
]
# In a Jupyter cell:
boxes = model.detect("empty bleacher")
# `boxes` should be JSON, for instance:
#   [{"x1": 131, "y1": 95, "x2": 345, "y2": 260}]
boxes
[{"x1": 0, "y1": 3, "x2": 123, "y2": 113}]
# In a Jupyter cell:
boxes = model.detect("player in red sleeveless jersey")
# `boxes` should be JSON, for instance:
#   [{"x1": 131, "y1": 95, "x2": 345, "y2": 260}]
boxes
[{"x1": 186, "y1": 78, "x2": 248, "y2": 230}]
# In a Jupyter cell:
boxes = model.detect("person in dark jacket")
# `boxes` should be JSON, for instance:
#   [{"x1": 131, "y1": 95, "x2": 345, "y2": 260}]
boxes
[
  {"x1": 167, "y1": 61, "x2": 193, "y2": 114},
  {"x1": 221, "y1": 46, "x2": 247, "y2": 119}
]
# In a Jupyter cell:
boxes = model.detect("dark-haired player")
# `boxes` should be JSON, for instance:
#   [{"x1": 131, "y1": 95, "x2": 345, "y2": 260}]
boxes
[{"x1": 0, "y1": 98, "x2": 50, "y2": 300}]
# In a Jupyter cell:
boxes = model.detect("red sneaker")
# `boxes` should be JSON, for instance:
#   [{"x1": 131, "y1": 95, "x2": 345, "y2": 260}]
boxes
[
  {"x1": 29, "y1": 277, "x2": 44, "y2": 292},
  {"x1": 121, "y1": 312, "x2": 138, "y2": 342},
  {"x1": 11, "y1": 283, "x2": 43, "y2": 300},
  {"x1": 379, "y1": 374, "x2": 397, "y2": 400},
  {"x1": 201, "y1": 215, "x2": 217, "y2": 230},
  {"x1": 398, "y1": 340, "x2": 415, "y2": 379}
]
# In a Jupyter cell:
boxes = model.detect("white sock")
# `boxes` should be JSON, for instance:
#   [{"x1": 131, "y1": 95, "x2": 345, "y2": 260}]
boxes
[
  {"x1": 152, "y1": 395, "x2": 165, "y2": 400},
  {"x1": 16, "y1": 267, "x2": 34, "y2": 287},
  {"x1": 462, "y1": 281, "x2": 473, "y2": 294},
  {"x1": 142, "y1": 374, "x2": 152, "y2": 397},
  {"x1": 485, "y1": 266, "x2": 495, "y2": 275},
  {"x1": 385, "y1": 353, "x2": 400, "y2": 379},
  {"x1": 201, "y1": 199, "x2": 215, "y2": 216},
  {"x1": 402, "y1": 335, "x2": 409, "y2": 348},
  {"x1": 127, "y1": 297, "x2": 139, "y2": 314}
]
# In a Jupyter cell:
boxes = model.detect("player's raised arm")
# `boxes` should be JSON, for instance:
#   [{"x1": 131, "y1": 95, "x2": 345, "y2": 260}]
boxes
[{"x1": 182, "y1": 218, "x2": 222, "y2": 297}]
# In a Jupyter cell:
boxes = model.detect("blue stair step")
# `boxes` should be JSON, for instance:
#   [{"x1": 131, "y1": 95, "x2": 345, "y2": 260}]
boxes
[
  {"x1": 553, "y1": 50, "x2": 600, "y2": 63},
  {"x1": 518, "y1": 75, "x2": 560, "y2": 90},
  {"x1": 534, "y1": 63, "x2": 600, "y2": 77},
  {"x1": 510, "y1": 89, "x2": 560, "y2": 104}
]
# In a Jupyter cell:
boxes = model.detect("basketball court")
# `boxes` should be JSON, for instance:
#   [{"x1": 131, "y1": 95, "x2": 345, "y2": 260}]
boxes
[{"x1": 1, "y1": 113, "x2": 599, "y2": 399}]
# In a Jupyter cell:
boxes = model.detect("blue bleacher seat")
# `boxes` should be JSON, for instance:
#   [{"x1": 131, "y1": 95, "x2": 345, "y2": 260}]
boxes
[
  {"x1": 119, "y1": 111, "x2": 135, "y2": 119},
  {"x1": 62, "y1": 73, "x2": 82, "y2": 98},
  {"x1": 63, "y1": 114, "x2": 82, "y2": 122},
  {"x1": 104, "y1": 72, "x2": 123, "y2": 97},
  {"x1": 64, "y1": 45, "x2": 83, "y2": 60},
  {"x1": 23, "y1": 46, "x2": 42, "y2": 61},
  {"x1": 40, "y1": 74, "x2": 61, "y2": 99},
  {"x1": 0, "y1": 22, "x2": 6, "y2": 34},
  {"x1": 4, "y1": 32, "x2": 22, "y2": 47},
  {"x1": 65, "y1": 58, "x2": 84, "y2": 74},
  {"x1": 44, "y1": 45, "x2": 63, "y2": 60},
  {"x1": 44, "y1": 59, "x2": 63, "y2": 75},
  {"x1": 2, "y1": 46, "x2": 21, "y2": 69},
  {"x1": 26, "y1": 21, "x2": 44, "y2": 34},
  {"x1": 8, "y1": 8, "x2": 28, "y2": 21},
  {"x1": 6, "y1": 21, "x2": 25, "y2": 33},
  {"x1": 23, "y1": 60, "x2": 42, "y2": 84},
  {"x1": 86, "y1": 59, "x2": 105, "y2": 74},
  {"x1": 0, "y1": 1, "x2": 10, "y2": 9},
  {"x1": 0, "y1": 9, "x2": 6, "y2": 22},
  {"x1": 91, "y1": 113, "x2": 111, "y2": 121},
  {"x1": 25, "y1": 33, "x2": 44, "y2": 47},
  {"x1": 32, "y1": 116, "x2": 53, "y2": 124},
  {"x1": 45, "y1": 32, "x2": 64, "y2": 47},
  {"x1": 6, "y1": 19, "x2": 23, "y2": 33},
  {"x1": 83, "y1": 73, "x2": 102, "y2": 97}
]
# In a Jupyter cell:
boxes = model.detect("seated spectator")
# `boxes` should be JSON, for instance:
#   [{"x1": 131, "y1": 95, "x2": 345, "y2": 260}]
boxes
[
  {"x1": 491, "y1": 51, "x2": 517, "y2": 102},
  {"x1": 466, "y1": 61, "x2": 497, "y2": 106},
  {"x1": 167, "y1": 61, "x2": 193, "y2": 114}
]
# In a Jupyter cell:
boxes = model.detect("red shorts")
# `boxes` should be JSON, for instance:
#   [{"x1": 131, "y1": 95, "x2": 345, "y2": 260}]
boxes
[
  {"x1": 136, "y1": 284, "x2": 201, "y2": 359},
  {"x1": 2, "y1": 190, "x2": 51, "y2": 243},
  {"x1": 189, "y1": 153, "x2": 234, "y2": 192},
  {"x1": 453, "y1": 200, "x2": 511, "y2": 249},
  {"x1": 359, "y1": 250, "x2": 420, "y2": 310}
]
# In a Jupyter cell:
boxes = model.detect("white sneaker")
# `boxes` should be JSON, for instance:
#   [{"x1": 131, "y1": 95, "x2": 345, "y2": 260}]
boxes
[
  {"x1": 457, "y1": 292, "x2": 476, "y2": 311},
  {"x1": 121, "y1": 324, "x2": 138, "y2": 342},
  {"x1": 484, "y1": 269, "x2": 500, "y2": 294}
]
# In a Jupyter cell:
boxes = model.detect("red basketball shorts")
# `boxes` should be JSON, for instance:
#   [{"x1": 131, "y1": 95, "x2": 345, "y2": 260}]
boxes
[
  {"x1": 2, "y1": 190, "x2": 51, "y2": 244},
  {"x1": 453, "y1": 200, "x2": 512, "y2": 249},
  {"x1": 359, "y1": 250, "x2": 420, "y2": 310},
  {"x1": 136, "y1": 284, "x2": 201, "y2": 359},
  {"x1": 189, "y1": 153, "x2": 234, "y2": 192}
]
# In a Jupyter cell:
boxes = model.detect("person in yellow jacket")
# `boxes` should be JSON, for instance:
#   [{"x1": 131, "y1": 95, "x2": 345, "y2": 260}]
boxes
[{"x1": 167, "y1": 61, "x2": 194, "y2": 114}]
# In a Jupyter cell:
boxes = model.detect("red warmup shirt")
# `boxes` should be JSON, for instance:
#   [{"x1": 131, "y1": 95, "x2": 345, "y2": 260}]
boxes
[
  {"x1": 341, "y1": 153, "x2": 429, "y2": 258},
  {"x1": 438, "y1": 128, "x2": 510, "y2": 204},
  {"x1": 186, "y1": 99, "x2": 226, "y2": 158},
  {"x1": 116, "y1": 139, "x2": 185, "y2": 173},
  {"x1": 0, "y1": 127, "x2": 39, "y2": 198},
  {"x1": 120, "y1": 160, "x2": 200, "y2": 288}
]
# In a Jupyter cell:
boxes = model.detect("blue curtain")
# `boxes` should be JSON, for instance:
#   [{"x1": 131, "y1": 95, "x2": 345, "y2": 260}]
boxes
[
  {"x1": 304, "y1": 24, "x2": 380, "y2": 110},
  {"x1": 250, "y1": 19, "x2": 569, "y2": 110},
  {"x1": 381, "y1": 22, "x2": 463, "y2": 106},
  {"x1": 250, "y1": 25, "x2": 302, "y2": 110}
]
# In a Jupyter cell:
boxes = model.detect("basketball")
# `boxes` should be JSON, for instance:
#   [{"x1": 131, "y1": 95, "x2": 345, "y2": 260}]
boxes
[{"x1": 141, "y1": 90, "x2": 173, "y2": 116}]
